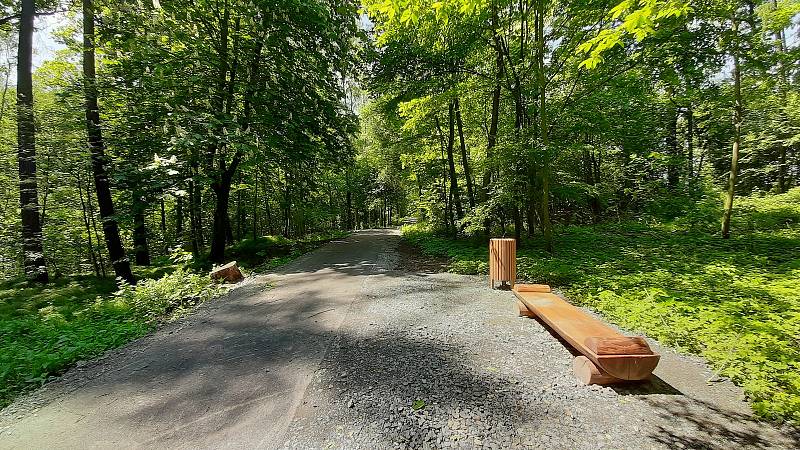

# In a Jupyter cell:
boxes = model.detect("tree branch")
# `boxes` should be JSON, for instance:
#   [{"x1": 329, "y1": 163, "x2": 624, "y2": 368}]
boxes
[{"x1": 0, "y1": 9, "x2": 65, "y2": 26}]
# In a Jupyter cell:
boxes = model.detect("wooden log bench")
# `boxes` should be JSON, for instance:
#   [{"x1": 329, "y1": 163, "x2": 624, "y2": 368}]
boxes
[{"x1": 513, "y1": 284, "x2": 660, "y2": 385}]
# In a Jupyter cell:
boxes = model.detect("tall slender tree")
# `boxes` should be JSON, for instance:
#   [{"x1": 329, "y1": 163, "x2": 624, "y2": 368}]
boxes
[
  {"x1": 454, "y1": 98, "x2": 475, "y2": 208},
  {"x1": 16, "y1": 0, "x2": 48, "y2": 282},
  {"x1": 446, "y1": 100, "x2": 463, "y2": 221},
  {"x1": 722, "y1": 14, "x2": 743, "y2": 240},
  {"x1": 83, "y1": 0, "x2": 134, "y2": 283}
]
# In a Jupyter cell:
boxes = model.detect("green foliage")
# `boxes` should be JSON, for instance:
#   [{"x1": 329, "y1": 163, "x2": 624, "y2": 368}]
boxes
[
  {"x1": 577, "y1": 0, "x2": 692, "y2": 69},
  {"x1": 112, "y1": 268, "x2": 221, "y2": 320},
  {"x1": 402, "y1": 189, "x2": 800, "y2": 423},
  {"x1": 227, "y1": 231, "x2": 348, "y2": 271},
  {"x1": 0, "y1": 269, "x2": 222, "y2": 409}
]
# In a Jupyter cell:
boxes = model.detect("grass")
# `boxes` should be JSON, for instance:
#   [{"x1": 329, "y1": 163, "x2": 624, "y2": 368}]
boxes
[
  {"x1": 402, "y1": 188, "x2": 800, "y2": 424},
  {"x1": 0, "y1": 230, "x2": 347, "y2": 409}
]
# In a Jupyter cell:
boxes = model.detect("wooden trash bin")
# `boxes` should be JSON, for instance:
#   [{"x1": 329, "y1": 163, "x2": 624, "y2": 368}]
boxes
[{"x1": 489, "y1": 238, "x2": 516, "y2": 289}]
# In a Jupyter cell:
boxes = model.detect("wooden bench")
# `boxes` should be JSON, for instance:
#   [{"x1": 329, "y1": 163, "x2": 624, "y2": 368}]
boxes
[{"x1": 513, "y1": 284, "x2": 660, "y2": 385}]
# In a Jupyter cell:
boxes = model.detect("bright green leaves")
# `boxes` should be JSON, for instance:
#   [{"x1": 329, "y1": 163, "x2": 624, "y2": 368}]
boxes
[
  {"x1": 757, "y1": 0, "x2": 800, "y2": 34},
  {"x1": 577, "y1": 0, "x2": 691, "y2": 69},
  {"x1": 576, "y1": 28, "x2": 623, "y2": 70},
  {"x1": 365, "y1": 0, "x2": 487, "y2": 43}
]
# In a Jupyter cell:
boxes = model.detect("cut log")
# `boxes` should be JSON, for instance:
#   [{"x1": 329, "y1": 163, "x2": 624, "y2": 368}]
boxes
[
  {"x1": 573, "y1": 356, "x2": 620, "y2": 385},
  {"x1": 210, "y1": 261, "x2": 244, "y2": 283},
  {"x1": 517, "y1": 300, "x2": 535, "y2": 318},
  {"x1": 584, "y1": 336, "x2": 652, "y2": 356},
  {"x1": 514, "y1": 284, "x2": 551, "y2": 293},
  {"x1": 595, "y1": 354, "x2": 660, "y2": 381},
  {"x1": 512, "y1": 286, "x2": 659, "y2": 383}
]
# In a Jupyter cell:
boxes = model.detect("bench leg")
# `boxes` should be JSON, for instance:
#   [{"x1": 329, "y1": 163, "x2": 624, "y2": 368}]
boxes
[
  {"x1": 517, "y1": 300, "x2": 535, "y2": 318},
  {"x1": 573, "y1": 356, "x2": 621, "y2": 385}
]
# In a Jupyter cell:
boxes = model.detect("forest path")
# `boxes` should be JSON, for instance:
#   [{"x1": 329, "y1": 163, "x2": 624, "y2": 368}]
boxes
[{"x1": 2, "y1": 229, "x2": 797, "y2": 449}]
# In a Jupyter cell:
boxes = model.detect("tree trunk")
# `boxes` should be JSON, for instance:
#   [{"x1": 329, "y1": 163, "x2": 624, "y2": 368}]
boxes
[
  {"x1": 226, "y1": 208, "x2": 234, "y2": 244},
  {"x1": 686, "y1": 104, "x2": 694, "y2": 179},
  {"x1": 482, "y1": 15, "x2": 504, "y2": 236},
  {"x1": 283, "y1": 172, "x2": 291, "y2": 237},
  {"x1": 773, "y1": 0, "x2": 789, "y2": 193},
  {"x1": 455, "y1": 98, "x2": 475, "y2": 208},
  {"x1": 210, "y1": 178, "x2": 232, "y2": 263},
  {"x1": 176, "y1": 194, "x2": 184, "y2": 246},
  {"x1": 252, "y1": 173, "x2": 258, "y2": 239},
  {"x1": 666, "y1": 97, "x2": 679, "y2": 189},
  {"x1": 189, "y1": 178, "x2": 200, "y2": 255},
  {"x1": 16, "y1": 0, "x2": 48, "y2": 283},
  {"x1": 77, "y1": 176, "x2": 100, "y2": 277},
  {"x1": 264, "y1": 179, "x2": 275, "y2": 235},
  {"x1": 0, "y1": 58, "x2": 11, "y2": 123},
  {"x1": 84, "y1": 0, "x2": 134, "y2": 283},
  {"x1": 345, "y1": 167, "x2": 353, "y2": 230},
  {"x1": 722, "y1": 19, "x2": 742, "y2": 240},
  {"x1": 435, "y1": 116, "x2": 453, "y2": 231},
  {"x1": 536, "y1": 0, "x2": 553, "y2": 253},
  {"x1": 86, "y1": 174, "x2": 106, "y2": 277},
  {"x1": 207, "y1": 0, "x2": 234, "y2": 262},
  {"x1": 526, "y1": 201, "x2": 536, "y2": 237},
  {"x1": 236, "y1": 181, "x2": 243, "y2": 241},
  {"x1": 160, "y1": 197, "x2": 167, "y2": 252},
  {"x1": 346, "y1": 189, "x2": 353, "y2": 230},
  {"x1": 447, "y1": 101, "x2": 463, "y2": 220},
  {"x1": 132, "y1": 205, "x2": 150, "y2": 266}
]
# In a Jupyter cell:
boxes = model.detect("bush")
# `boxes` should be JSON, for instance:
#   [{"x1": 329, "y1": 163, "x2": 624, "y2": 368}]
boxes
[
  {"x1": 112, "y1": 268, "x2": 222, "y2": 320},
  {"x1": 227, "y1": 231, "x2": 348, "y2": 270}
]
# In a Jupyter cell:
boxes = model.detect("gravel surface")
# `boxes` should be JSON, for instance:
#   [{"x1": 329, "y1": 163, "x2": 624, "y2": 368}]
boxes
[{"x1": 2, "y1": 229, "x2": 797, "y2": 449}]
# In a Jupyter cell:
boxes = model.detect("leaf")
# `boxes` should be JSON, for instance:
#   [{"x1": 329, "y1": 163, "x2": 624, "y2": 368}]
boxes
[{"x1": 610, "y1": 0, "x2": 632, "y2": 20}]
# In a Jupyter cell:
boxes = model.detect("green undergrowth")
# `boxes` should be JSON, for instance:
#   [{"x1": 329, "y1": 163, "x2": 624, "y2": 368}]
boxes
[
  {"x1": 402, "y1": 189, "x2": 800, "y2": 424},
  {"x1": 226, "y1": 230, "x2": 349, "y2": 271}
]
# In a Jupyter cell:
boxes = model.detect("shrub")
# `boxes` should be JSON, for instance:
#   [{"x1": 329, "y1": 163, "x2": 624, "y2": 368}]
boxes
[{"x1": 112, "y1": 268, "x2": 222, "y2": 320}]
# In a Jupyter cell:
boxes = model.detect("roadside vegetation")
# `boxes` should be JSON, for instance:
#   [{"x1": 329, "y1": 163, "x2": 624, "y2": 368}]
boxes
[
  {"x1": 403, "y1": 189, "x2": 800, "y2": 424},
  {"x1": 0, "y1": 232, "x2": 343, "y2": 409}
]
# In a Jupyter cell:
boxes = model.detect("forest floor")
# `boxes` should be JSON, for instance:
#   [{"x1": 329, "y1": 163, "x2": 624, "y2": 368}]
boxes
[{"x1": 2, "y1": 229, "x2": 797, "y2": 449}]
